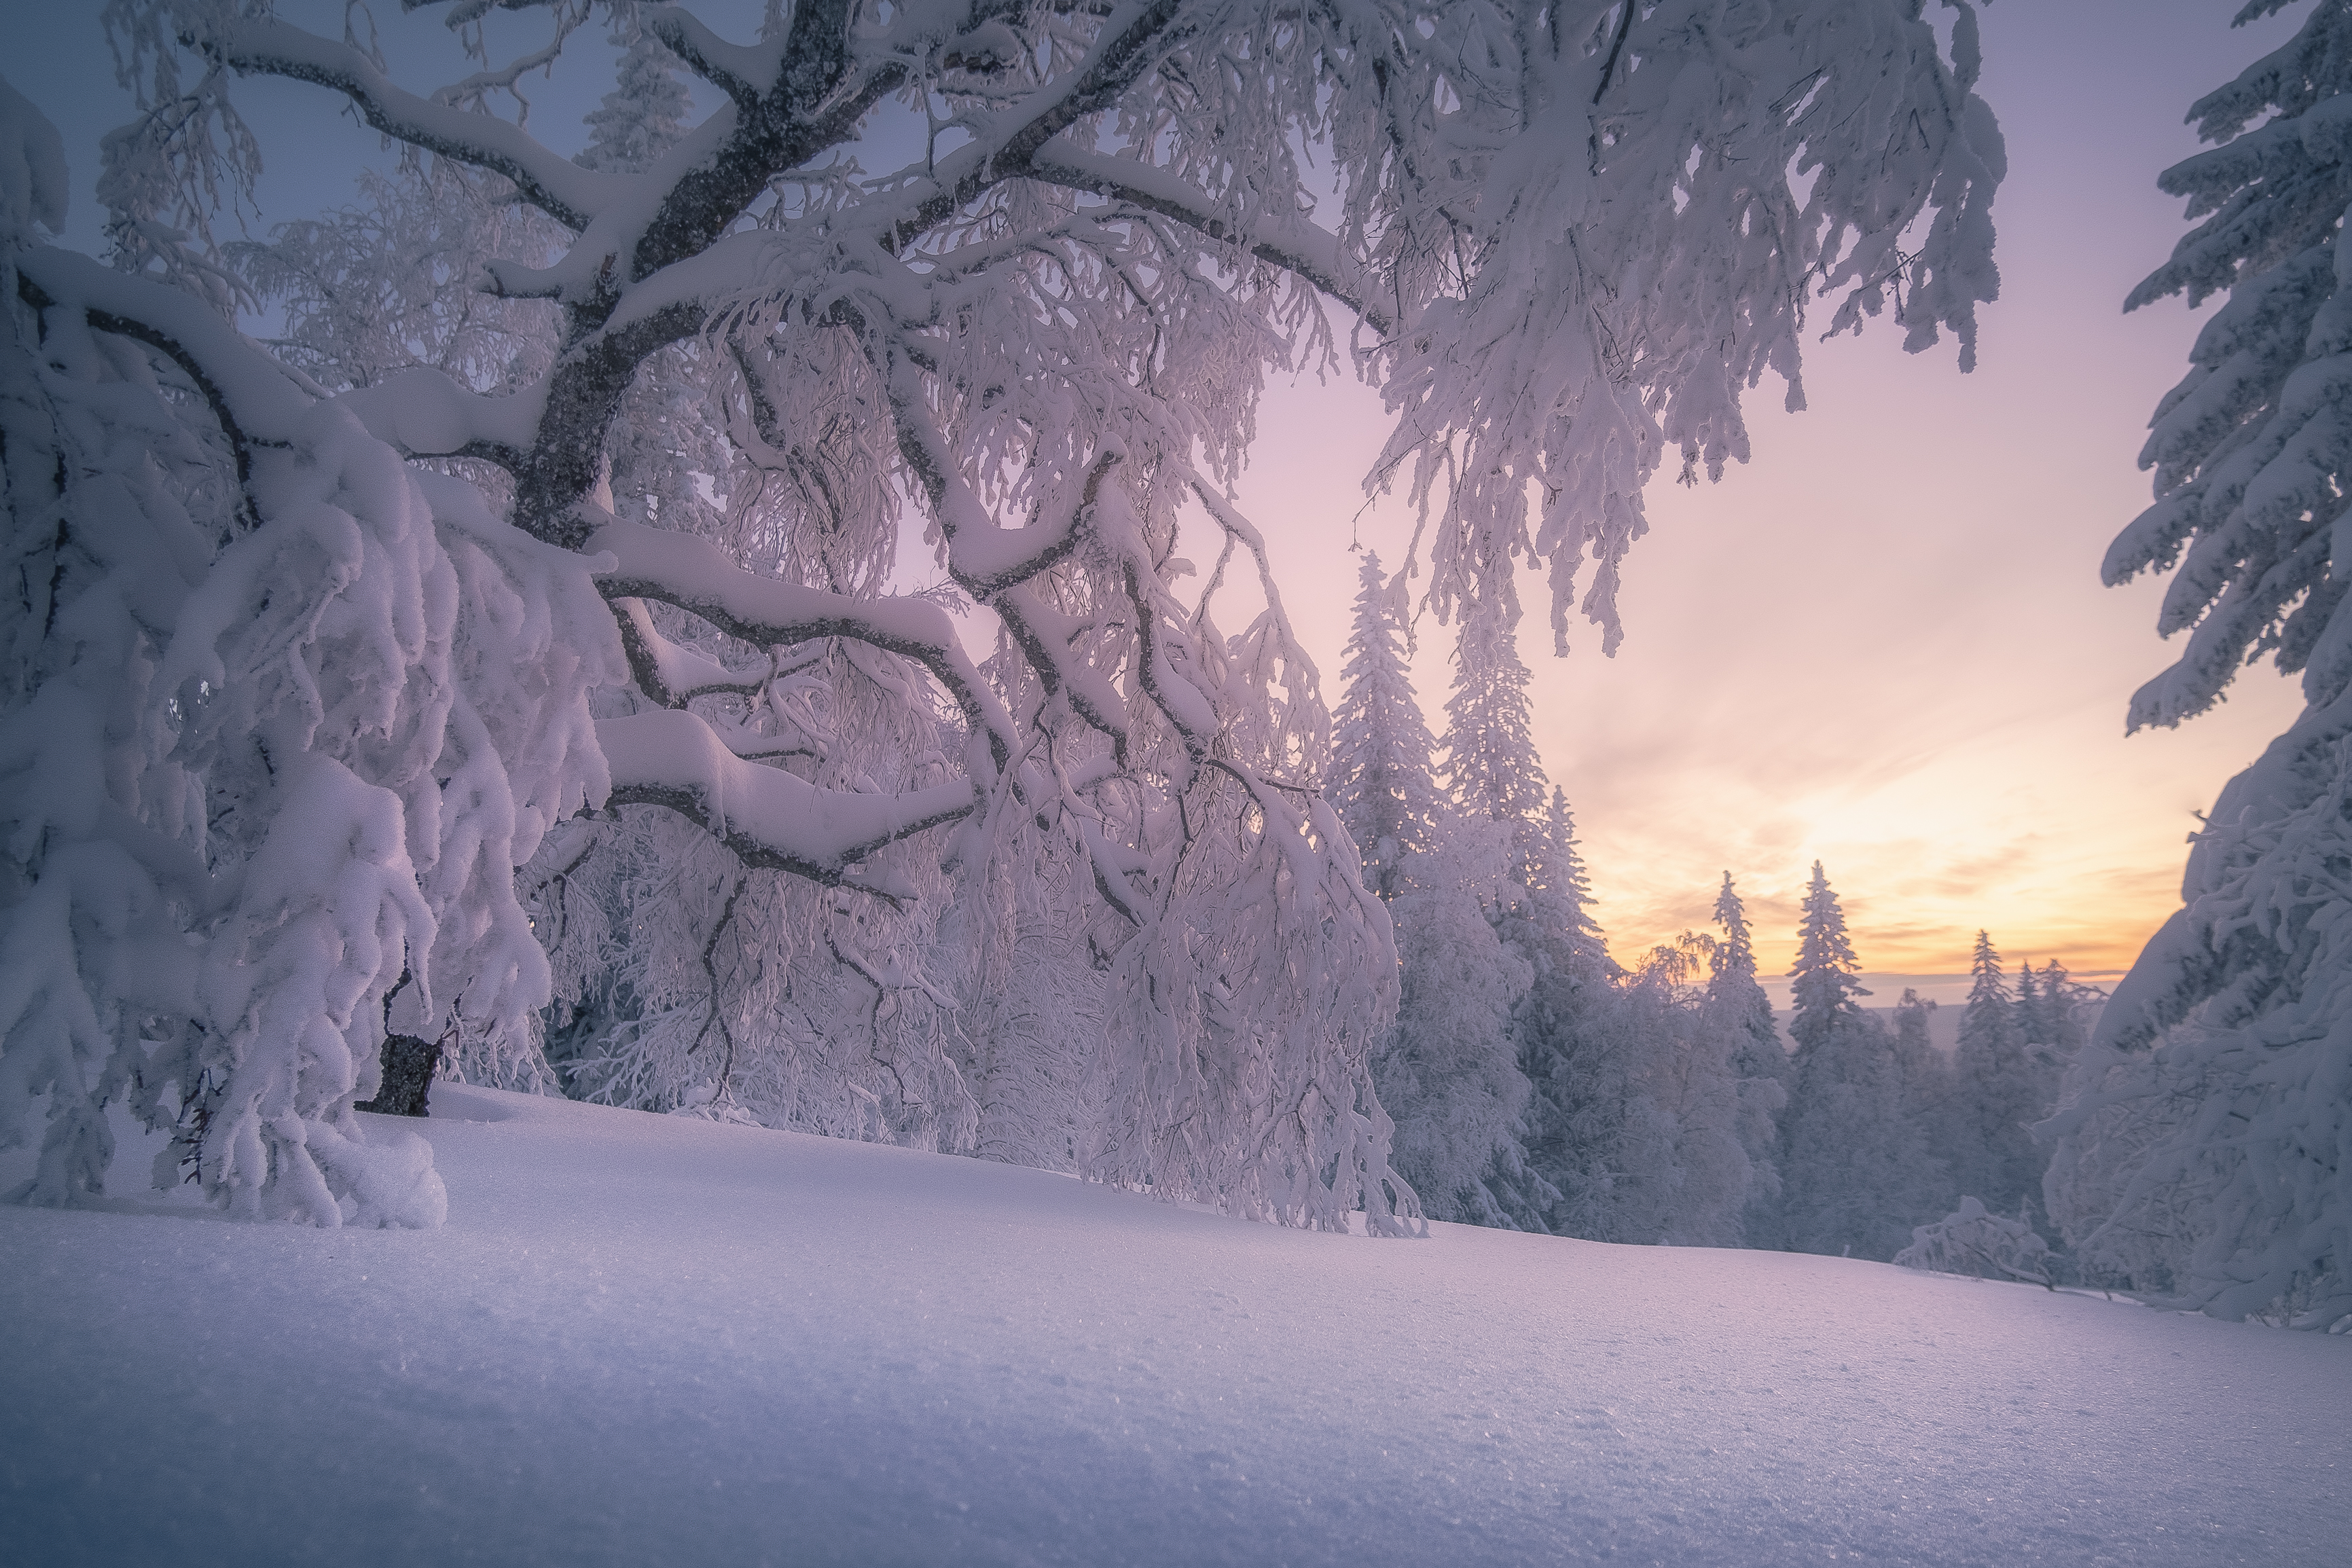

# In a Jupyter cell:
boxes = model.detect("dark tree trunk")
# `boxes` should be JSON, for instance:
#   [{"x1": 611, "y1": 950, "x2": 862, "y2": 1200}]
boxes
[{"x1": 357, "y1": 1034, "x2": 439, "y2": 1117}]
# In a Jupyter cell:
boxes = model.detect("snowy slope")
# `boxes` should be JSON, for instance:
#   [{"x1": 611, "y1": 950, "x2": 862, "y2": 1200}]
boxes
[{"x1": 4, "y1": 1089, "x2": 2347, "y2": 1567}]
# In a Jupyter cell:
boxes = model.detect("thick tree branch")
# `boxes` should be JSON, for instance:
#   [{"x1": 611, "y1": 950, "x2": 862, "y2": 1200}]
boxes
[
  {"x1": 642, "y1": 7, "x2": 779, "y2": 109},
  {"x1": 515, "y1": 299, "x2": 708, "y2": 547},
  {"x1": 598, "y1": 710, "x2": 975, "y2": 888},
  {"x1": 614, "y1": 597, "x2": 772, "y2": 708},
  {"x1": 589, "y1": 518, "x2": 1017, "y2": 770},
  {"x1": 337, "y1": 367, "x2": 537, "y2": 472}
]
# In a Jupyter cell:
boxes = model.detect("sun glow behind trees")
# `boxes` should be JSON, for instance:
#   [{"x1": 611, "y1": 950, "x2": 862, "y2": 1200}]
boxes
[{"x1": 1226, "y1": 1, "x2": 2315, "y2": 983}]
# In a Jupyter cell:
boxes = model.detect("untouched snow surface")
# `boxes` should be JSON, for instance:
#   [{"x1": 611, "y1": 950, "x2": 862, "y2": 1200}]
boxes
[{"x1": 5, "y1": 1087, "x2": 2347, "y2": 1567}]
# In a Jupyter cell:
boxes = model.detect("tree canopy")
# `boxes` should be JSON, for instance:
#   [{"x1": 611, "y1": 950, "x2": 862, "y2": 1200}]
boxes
[{"x1": 0, "y1": 1, "x2": 2002, "y2": 1228}]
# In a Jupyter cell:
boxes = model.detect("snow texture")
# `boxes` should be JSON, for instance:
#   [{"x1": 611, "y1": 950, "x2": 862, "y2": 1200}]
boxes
[{"x1": 3, "y1": 1088, "x2": 2345, "y2": 1567}]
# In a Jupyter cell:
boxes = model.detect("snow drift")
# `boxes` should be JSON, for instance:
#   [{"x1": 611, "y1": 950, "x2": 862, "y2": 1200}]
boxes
[{"x1": 4, "y1": 1089, "x2": 2345, "y2": 1567}]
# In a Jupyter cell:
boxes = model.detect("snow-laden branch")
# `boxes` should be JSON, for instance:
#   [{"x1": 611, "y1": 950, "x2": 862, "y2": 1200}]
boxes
[
  {"x1": 16, "y1": 244, "x2": 312, "y2": 474},
  {"x1": 641, "y1": 5, "x2": 784, "y2": 109},
  {"x1": 613, "y1": 598, "x2": 772, "y2": 708},
  {"x1": 587, "y1": 516, "x2": 1015, "y2": 769},
  {"x1": 873, "y1": 0, "x2": 1197, "y2": 251},
  {"x1": 599, "y1": 709, "x2": 974, "y2": 891},
  {"x1": 338, "y1": 365, "x2": 541, "y2": 471},
  {"x1": 208, "y1": 18, "x2": 626, "y2": 231},
  {"x1": 1024, "y1": 140, "x2": 1395, "y2": 337}
]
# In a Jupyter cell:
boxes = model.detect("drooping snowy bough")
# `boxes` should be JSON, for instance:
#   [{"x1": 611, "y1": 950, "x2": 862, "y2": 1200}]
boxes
[
  {"x1": 2, "y1": 1, "x2": 1997, "y2": 1228},
  {"x1": 2050, "y1": 0, "x2": 2352, "y2": 1329}
]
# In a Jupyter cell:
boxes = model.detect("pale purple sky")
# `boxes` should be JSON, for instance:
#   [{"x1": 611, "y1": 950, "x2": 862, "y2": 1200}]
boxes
[{"x1": 8, "y1": 1, "x2": 2303, "y2": 1002}]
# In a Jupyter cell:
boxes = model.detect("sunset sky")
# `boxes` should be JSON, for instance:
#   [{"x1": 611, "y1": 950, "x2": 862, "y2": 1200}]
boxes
[
  {"x1": 11, "y1": 1, "x2": 2302, "y2": 1005},
  {"x1": 1234, "y1": 1, "x2": 2313, "y2": 1002}
]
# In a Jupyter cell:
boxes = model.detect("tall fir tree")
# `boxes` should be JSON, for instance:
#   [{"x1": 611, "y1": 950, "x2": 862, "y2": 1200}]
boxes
[
  {"x1": 1891, "y1": 985, "x2": 1963, "y2": 1219},
  {"x1": 1497, "y1": 791, "x2": 1625, "y2": 1234},
  {"x1": 1710, "y1": 873, "x2": 1792, "y2": 1243},
  {"x1": 1524, "y1": 788, "x2": 1608, "y2": 968},
  {"x1": 1786, "y1": 862, "x2": 1869, "y2": 1050},
  {"x1": 1334, "y1": 562, "x2": 1527, "y2": 1224},
  {"x1": 1328, "y1": 553, "x2": 1442, "y2": 902},
  {"x1": 1373, "y1": 820, "x2": 1536, "y2": 1226},
  {"x1": 1440, "y1": 604, "x2": 1549, "y2": 882},
  {"x1": 1709, "y1": 873, "x2": 1782, "y2": 1068},
  {"x1": 1951, "y1": 931, "x2": 2046, "y2": 1222},
  {"x1": 2057, "y1": 0, "x2": 2352, "y2": 1326},
  {"x1": 2012, "y1": 958, "x2": 2080, "y2": 1118},
  {"x1": 1777, "y1": 865, "x2": 1934, "y2": 1258}
]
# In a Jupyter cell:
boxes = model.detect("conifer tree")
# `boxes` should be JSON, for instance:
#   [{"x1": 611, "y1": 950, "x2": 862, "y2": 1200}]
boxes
[
  {"x1": 1440, "y1": 605, "x2": 1549, "y2": 881},
  {"x1": 2013, "y1": 960, "x2": 2044, "y2": 1050},
  {"x1": 574, "y1": 24, "x2": 692, "y2": 176},
  {"x1": 1892, "y1": 985, "x2": 1963, "y2": 1220},
  {"x1": 1951, "y1": 931, "x2": 2045, "y2": 1221},
  {"x1": 1491, "y1": 788, "x2": 1626, "y2": 1234},
  {"x1": 1336, "y1": 562, "x2": 1525, "y2": 1224},
  {"x1": 1786, "y1": 863, "x2": 1869, "y2": 1051},
  {"x1": 1709, "y1": 873, "x2": 1781, "y2": 1066},
  {"x1": 2012, "y1": 958, "x2": 2081, "y2": 1115},
  {"x1": 1777, "y1": 865, "x2": 1932, "y2": 1258},
  {"x1": 2065, "y1": 0, "x2": 2352, "y2": 1324},
  {"x1": 1708, "y1": 873, "x2": 1790, "y2": 1242},
  {"x1": 1525, "y1": 789, "x2": 1609, "y2": 968},
  {"x1": 1373, "y1": 819, "x2": 1534, "y2": 1226},
  {"x1": 1633, "y1": 934, "x2": 1756, "y2": 1247},
  {"x1": 1328, "y1": 553, "x2": 1441, "y2": 903}
]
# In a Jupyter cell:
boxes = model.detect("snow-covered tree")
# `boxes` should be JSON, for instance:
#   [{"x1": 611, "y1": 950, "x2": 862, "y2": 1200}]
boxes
[
  {"x1": 1895, "y1": 1194, "x2": 2054, "y2": 1288},
  {"x1": 575, "y1": 22, "x2": 693, "y2": 177},
  {"x1": 1329, "y1": 551, "x2": 1440, "y2": 903},
  {"x1": 1326, "y1": 549, "x2": 1523, "y2": 1222},
  {"x1": 1632, "y1": 933, "x2": 1756, "y2": 1246},
  {"x1": 1786, "y1": 862, "x2": 1869, "y2": 1051},
  {"x1": 1777, "y1": 865, "x2": 1933, "y2": 1258},
  {"x1": 1890, "y1": 983, "x2": 1964, "y2": 1215},
  {"x1": 2059, "y1": 0, "x2": 2352, "y2": 1322},
  {"x1": 1439, "y1": 600, "x2": 1551, "y2": 899},
  {"x1": 1373, "y1": 818, "x2": 1532, "y2": 1226},
  {"x1": 2014, "y1": 958, "x2": 2091, "y2": 1106},
  {"x1": 1, "y1": 77, "x2": 609, "y2": 1221},
  {"x1": 1708, "y1": 871, "x2": 1791, "y2": 1240},
  {"x1": 1949, "y1": 931, "x2": 2045, "y2": 1218},
  {"x1": 1528, "y1": 788, "x2": 1609, "y2": 969},
  {"x1": 2, "y1": 0, "x2": 2002, "y2": 1227},
  {"x1": 1491, "y1": 786, "x2": 1621, "y2": 1233}
]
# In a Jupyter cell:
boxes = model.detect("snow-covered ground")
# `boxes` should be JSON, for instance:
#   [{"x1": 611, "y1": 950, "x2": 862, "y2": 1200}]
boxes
[{"x1": 5, "y1": 1089, "x2": 2346, "y2": 1567}]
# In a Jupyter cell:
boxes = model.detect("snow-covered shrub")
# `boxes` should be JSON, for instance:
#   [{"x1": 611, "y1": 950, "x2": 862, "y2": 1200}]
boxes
[{"x1": 1896, "y1": 1196, "x2": 2055, "y2": 1288}]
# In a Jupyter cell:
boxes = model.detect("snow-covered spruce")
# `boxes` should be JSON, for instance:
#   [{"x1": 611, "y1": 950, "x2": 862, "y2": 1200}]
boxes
[
  {"x1": 5, "y1": 0, "x2": 1998, "y2": 1227},
  {"x1": 1777, "y1": 864, "x2": 1940, "y2": 1260},
  {"x1": 2059, "y1": 0, "x2": 2352, "y2": 1325},
  {"x1": 1709, "y1": 873, "x2": 1793, "y2": 1244}
]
